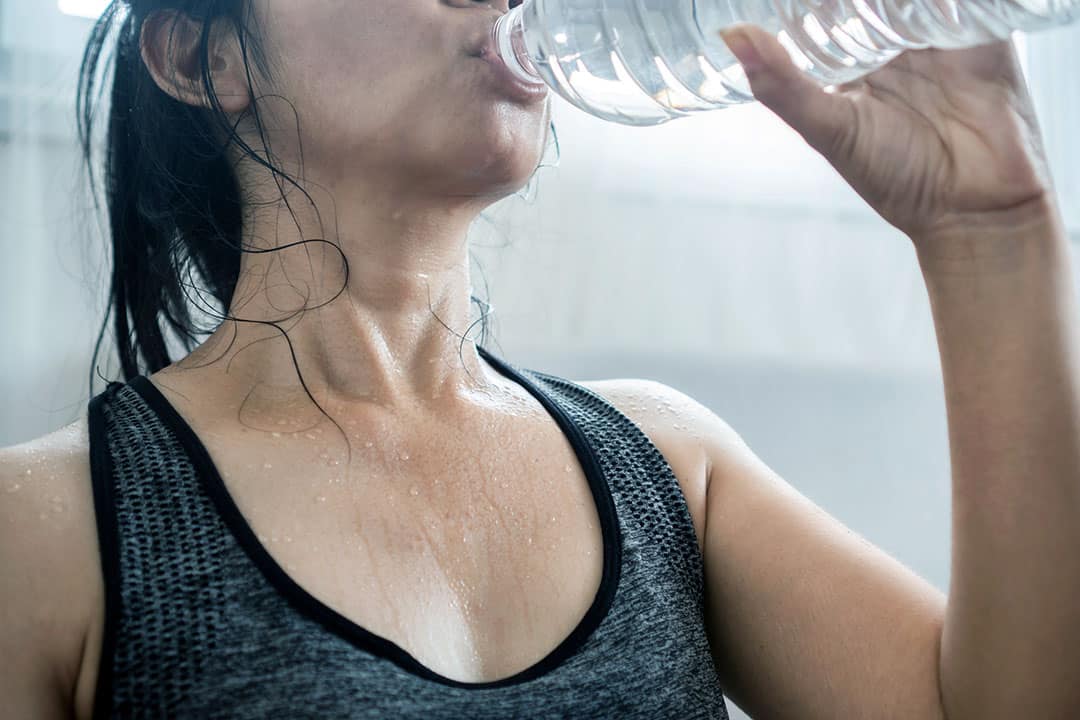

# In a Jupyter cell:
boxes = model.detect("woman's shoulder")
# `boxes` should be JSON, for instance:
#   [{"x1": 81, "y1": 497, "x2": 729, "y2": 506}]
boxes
[
  {"x1": 576, "y1": 377, "x2": 722, "y2": 554},
  {"x1": 0, "y1": 410, "x2": 104, "y2": 719}
]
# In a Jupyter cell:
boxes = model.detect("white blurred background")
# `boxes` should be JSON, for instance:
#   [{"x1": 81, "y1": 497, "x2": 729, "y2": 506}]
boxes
[{"x1": 2, "y1": 1, "x2": 1079, "y2": 716}]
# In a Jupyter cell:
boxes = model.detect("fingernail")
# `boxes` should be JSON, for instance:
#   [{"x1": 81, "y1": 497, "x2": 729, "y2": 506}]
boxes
[{"x1": 719, "y1": 27, "x2": 764, "y2": 72}]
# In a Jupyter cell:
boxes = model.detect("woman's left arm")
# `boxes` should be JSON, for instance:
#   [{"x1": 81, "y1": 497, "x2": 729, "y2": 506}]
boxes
[{"x1": 720, "y1": 26, "x2": 1080, "y2": 718}]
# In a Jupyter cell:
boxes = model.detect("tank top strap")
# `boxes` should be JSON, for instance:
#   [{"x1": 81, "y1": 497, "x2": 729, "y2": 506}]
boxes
[
  {"x1": 500, "y1": 361, "x2": 706, "y2": 608},
  {"x1": 87, "y1": 381, "x2": 124, "y2": 720},
  {"x1": 88, "y1": 379, "x2": 240, "y2": 718}
]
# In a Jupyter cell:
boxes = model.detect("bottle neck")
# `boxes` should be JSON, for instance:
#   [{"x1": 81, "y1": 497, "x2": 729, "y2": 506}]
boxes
[{"x1": 494, "y1": 6, "x2": 544, "y2": 83}]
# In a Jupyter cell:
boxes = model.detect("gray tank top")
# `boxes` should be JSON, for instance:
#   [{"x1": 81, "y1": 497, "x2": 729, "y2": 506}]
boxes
[{"x1": 87, "y1": 345, "x2": 730, "y2": 718}]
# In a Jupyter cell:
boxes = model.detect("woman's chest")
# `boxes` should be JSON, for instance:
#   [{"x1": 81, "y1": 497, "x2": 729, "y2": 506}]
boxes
[{"x1": 204, "y1": 426, "x2": 609, "y2": 684}]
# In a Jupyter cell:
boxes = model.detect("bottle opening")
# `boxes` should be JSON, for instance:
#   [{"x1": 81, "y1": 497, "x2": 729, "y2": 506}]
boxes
[{"x1": 494, "y1": 8, "x2": 545, "y2": 85}]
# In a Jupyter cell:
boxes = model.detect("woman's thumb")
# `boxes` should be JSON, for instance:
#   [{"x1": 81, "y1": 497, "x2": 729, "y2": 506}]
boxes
[{"x1": 718, "y1": 23, "x2": 855, "y2": 156}]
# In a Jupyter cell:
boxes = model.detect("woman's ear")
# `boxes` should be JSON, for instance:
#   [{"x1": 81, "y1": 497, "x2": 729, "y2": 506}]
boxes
[{"x1": 139, "y1": 10, "x2": 251, "y2": 114}]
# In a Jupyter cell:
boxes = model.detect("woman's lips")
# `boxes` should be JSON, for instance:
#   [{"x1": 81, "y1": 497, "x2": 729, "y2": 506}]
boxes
[{"x1": 473, "y1": 45, "x2": 548, "y2": 104}]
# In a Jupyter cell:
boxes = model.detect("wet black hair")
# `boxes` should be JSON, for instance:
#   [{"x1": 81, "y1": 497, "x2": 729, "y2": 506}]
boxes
[{"x1": 76, "y1": 0, "x2": 559, "y2": 453}]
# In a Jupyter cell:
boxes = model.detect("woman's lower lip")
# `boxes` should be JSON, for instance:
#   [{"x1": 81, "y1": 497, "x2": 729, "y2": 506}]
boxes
[{"x1": 474, "y1": 51, "x2": 548, "y2": 104}]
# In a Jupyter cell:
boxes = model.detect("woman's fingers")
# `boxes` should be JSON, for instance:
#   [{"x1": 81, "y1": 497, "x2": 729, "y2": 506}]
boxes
[{"x1": 719, "y1": 23, "x2": 857, "y2": 157}]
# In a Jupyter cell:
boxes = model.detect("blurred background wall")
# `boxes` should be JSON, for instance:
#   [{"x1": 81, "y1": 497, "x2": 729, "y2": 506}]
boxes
[{"x1": 2, "y1": 2, "x2": 1079, "y2": 716}]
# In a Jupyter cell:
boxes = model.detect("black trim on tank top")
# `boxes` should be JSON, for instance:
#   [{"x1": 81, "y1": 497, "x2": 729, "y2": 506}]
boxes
[
  {"x1": 87, "y1": 382, "x2": 127, "y2": 720},
  {"x1": 124, "y1": 344, "x2": 623, "y2": 690}
]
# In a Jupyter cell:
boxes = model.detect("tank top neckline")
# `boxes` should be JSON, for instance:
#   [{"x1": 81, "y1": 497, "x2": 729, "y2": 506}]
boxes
[{"x1": 121, "y1": 344, "x2": 623, "y2": 690}]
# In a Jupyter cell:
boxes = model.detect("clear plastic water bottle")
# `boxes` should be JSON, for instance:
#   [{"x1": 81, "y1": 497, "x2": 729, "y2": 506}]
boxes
[{"x1": 492, "y1": 0, "x2": 1080, "y2": 125}]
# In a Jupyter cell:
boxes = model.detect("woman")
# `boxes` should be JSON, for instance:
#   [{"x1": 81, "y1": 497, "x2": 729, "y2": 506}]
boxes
[{"x1": 2, "y1": 0, "x2": 1077, "y2": 717}]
